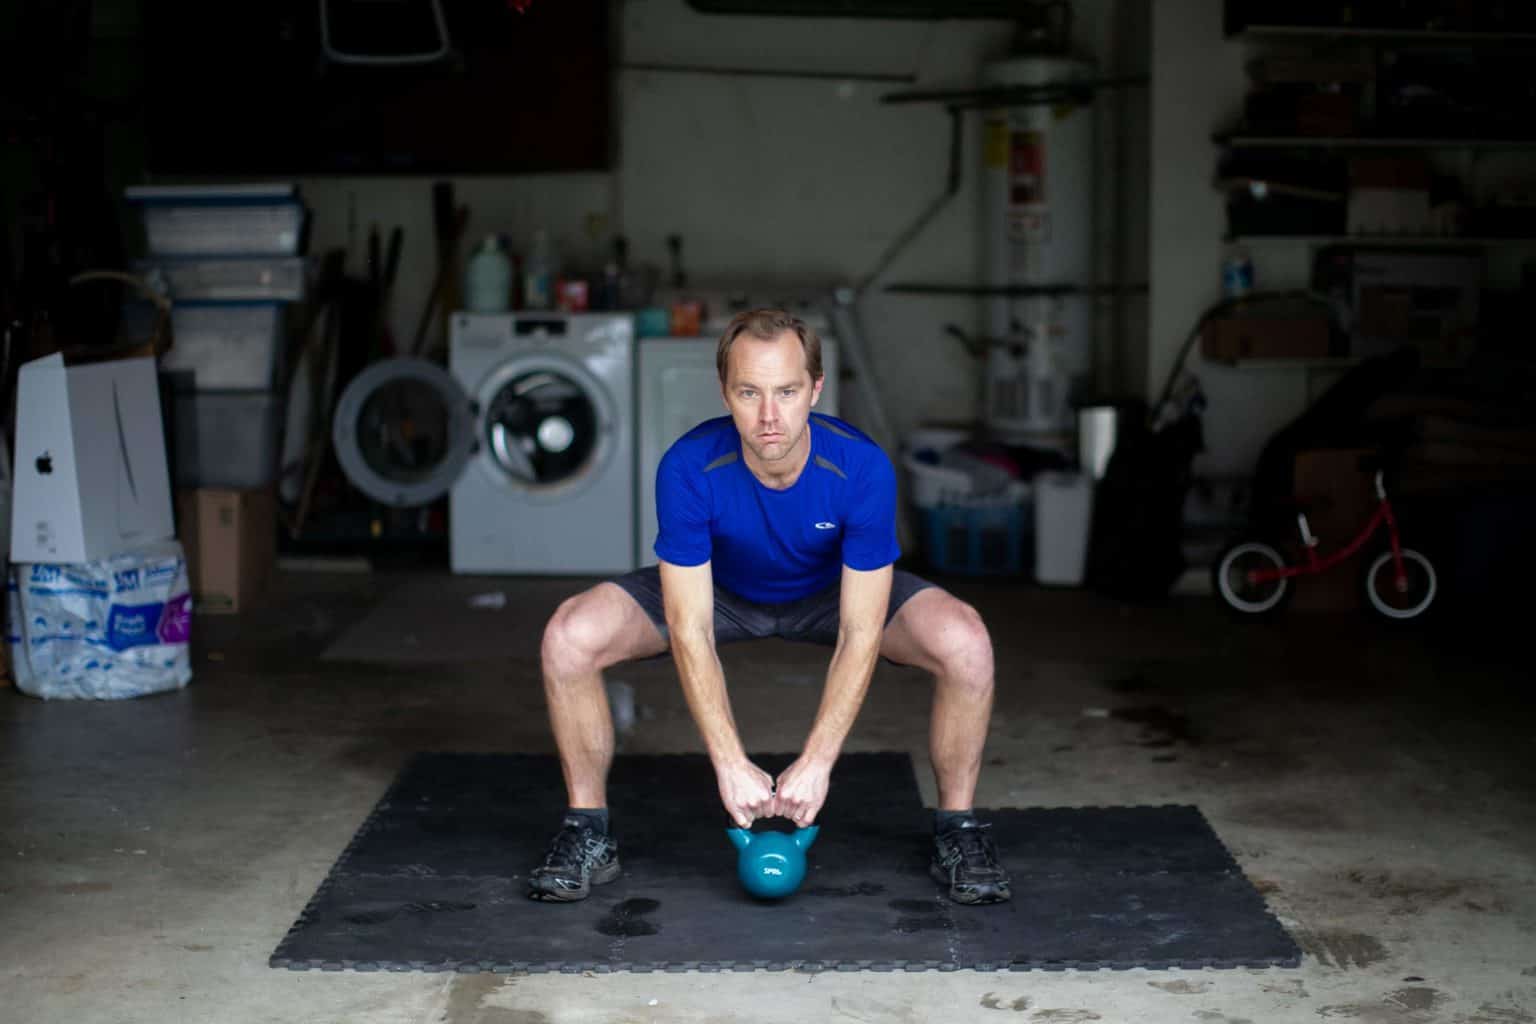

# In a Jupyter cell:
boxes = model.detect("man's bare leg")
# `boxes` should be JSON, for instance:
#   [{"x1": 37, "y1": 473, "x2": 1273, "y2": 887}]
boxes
[
  {"x1": 880, "y1": 586, "x2": 1008, "y2": 904},
  {"x1": 540, "y1": 582, "x2": 668, "y2": 808},
  {"x1": 880, "y1": 588, "x2": 996, "y2": 809},
  {"x1": 530, "y1": 582, "x2": 669, "y2": 902}
]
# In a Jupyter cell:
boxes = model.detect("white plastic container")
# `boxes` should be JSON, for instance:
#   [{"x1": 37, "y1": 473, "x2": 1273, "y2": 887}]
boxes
[
  {"x1": 136, "y1": 257, "x2": 306, "y2": 302},
  {"x1": 1034, "y1": 471, "x2": 1094, "y2": 586},
  {"x1": 158, "y1": 302, "x2": 286, "y2": 391},
  {"x1": 903, "y1": 453, "x2": 976, "y2": 509},
  {"x1": 138, "y1": 203, "x2": 306, "y2": 256},
  {"x1": 170, "y1": 391, "x2": 284, "y2": 489},
  {"x1": 127, "y1": 184, "x2": 306, "y2": 256},
  {"x1": 465, "y1": 235, "x2": 511, "y2": 312}
]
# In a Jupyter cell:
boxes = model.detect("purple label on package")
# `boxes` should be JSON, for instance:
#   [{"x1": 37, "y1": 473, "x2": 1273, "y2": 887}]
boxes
[{"x1": 157, "y1": 594, "x2": 191, "y2": 646}]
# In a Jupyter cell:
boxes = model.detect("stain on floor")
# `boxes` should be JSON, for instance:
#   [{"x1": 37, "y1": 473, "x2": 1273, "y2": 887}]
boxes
[
  {"x1": 1109, "y1": 706, "x2": 1202, "y2": 747},
  {"x1": 1295, "y1": 929, "x2": 1389, "y2": 969},
  {"x1": 1149, "y1": 979, "x2": 1212, "y2": 994},
  {"x1": 444, "y1": 976, "x2": 541, "y2": 1024},
  {"x1": 980, "y1": 992, "x2": 1032, "y2": 1011}
]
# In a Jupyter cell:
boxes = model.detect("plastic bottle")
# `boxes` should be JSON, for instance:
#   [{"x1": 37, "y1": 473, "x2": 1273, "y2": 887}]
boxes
[
  {"x1": 1221, "y1": 244, "x2": 1254, "y2": 299},
  {"x1": 523, "y1": 229, "x2": 555, "y2": 311},
  {"x1": 465, "y1": 235, "x2": 512, "y2": 312}
]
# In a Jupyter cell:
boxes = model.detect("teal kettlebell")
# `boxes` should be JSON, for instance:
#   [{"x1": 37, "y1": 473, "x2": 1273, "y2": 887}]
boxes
[{"x1": 725, "y1": 825, "x2": 819, "y2": 900}]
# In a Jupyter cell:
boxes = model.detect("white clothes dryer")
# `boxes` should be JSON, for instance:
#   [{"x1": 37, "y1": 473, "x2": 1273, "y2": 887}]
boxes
[{"x1": 331, "y1": 312, "x2": 636, "y2": 575}]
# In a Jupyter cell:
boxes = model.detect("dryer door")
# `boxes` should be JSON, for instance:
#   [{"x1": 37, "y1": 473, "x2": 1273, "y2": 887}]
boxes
[
  {"x1": 472, "y1": 352, "x2": 615, "y2": 499},
  {"x1": 332, "y1": 357, "x2": 476, "y2": 508}
]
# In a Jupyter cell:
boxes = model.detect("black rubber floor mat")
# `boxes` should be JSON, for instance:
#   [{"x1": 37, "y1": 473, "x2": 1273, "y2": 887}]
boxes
[{"x1": 271, "y1": 752, "x2": 1299, "y2": 973}]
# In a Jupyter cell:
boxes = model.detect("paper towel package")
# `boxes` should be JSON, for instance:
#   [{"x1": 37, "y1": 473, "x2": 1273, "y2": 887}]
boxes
[
  {"x1": 6, "y1": 541, "x2": 192, "y2": 700},
  {"x1": 9, "y1": 353, "x2": 174, "y2": 564}
]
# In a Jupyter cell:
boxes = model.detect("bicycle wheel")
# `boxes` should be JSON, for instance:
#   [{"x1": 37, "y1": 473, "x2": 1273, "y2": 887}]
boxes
[
  {"x1": 1362, "y1": 548, "x2": 1438, "y2": 621},
  {"x1": 1213, "y1": 540, "x2": 1291, "y2": 616}
]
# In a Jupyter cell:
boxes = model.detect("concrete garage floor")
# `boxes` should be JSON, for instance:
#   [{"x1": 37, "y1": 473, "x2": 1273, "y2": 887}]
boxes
[{"x1": 2, "y1": 568, "x2": 1533, "y2": 1024}]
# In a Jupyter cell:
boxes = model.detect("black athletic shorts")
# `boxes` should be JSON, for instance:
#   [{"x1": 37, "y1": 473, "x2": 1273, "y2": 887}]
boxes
[{"x1": 611, "y1": 565, "x2": 936, "y2": 649}]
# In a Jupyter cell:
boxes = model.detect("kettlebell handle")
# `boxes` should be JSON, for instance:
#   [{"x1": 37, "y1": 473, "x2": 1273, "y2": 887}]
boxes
[{"x1": 725, "y1": 825, "x2": 820, "y2": 850}]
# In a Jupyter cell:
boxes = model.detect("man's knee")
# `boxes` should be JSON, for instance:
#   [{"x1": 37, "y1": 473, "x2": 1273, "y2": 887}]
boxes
[
  {"x1": 542, "y1": 589, "x2": 624, "y2": 678},
  {"x1": 930, "y1": 599, "x2": 994, "y2": 693}
]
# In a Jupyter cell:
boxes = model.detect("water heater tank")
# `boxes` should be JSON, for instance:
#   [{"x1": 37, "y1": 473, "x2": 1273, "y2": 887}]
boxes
[{"x1": 979, "y1": 55, "x2": 1095, "y2": 445}]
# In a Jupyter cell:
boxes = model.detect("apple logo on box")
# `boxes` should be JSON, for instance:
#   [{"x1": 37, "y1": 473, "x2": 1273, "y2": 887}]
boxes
[{"x1": 35, "y1": 451, "x2": 53, "y2": 475}]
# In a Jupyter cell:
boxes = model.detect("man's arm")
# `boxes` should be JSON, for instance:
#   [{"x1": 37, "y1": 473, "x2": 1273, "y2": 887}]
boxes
[
  {"x1": 658, "y1": 558, "x2": 776, "y2": 828},
  {"x1": 774, "y1": 563, "x2": 893, "y2": 826}
]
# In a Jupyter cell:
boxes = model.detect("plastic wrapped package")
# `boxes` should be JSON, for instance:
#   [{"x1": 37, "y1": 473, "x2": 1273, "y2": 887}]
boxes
[{"x1": 6, "y1": 542, "x2": 193, "y2": 700}]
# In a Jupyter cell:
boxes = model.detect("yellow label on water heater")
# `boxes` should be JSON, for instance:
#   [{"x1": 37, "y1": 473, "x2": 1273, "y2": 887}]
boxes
[{"x1": 983, "y1": 117, "x2": 1009, "y2": 169}]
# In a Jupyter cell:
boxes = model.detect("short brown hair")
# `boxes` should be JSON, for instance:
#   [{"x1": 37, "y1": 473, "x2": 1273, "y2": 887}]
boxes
[{"x1": 716, "y1": 308, "x2": 823, "y2": 385}]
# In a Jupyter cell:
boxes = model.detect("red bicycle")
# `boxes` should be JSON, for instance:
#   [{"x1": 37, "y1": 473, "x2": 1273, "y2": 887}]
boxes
[{"x1": 1213, "y1": 468, "x2": 1438, "y2": 621}]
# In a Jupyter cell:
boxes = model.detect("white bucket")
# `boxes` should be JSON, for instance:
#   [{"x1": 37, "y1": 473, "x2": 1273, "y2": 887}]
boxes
[{"x1": 1034, "y1": 471, "x2": 1094, "y2": 586}]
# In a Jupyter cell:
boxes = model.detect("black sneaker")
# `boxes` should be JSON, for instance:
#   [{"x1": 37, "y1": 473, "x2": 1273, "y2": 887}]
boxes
[
  {"x1": 527, "y1": 818, "x2": 621, "y2": 902},
  {"x1": 930, "y1": 820, "x2": 1011, "y2": 905}
]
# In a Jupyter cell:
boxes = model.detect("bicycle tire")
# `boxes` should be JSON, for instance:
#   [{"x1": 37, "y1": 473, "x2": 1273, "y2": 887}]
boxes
[
  {"x1": 1213, "y1": 540, "x2": 1292, "y2": 617},
  {"x1": 1361, "y1": 548, "x2": 1438, "y2": 621}
]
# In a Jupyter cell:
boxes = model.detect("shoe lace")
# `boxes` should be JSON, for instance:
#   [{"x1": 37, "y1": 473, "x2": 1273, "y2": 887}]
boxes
[
  {"x1": 544, "y1": 825, "x2": 589, "y2": 868},
  {"x1": 948, "y1": 825, "x2": 998, "y2": 870}
]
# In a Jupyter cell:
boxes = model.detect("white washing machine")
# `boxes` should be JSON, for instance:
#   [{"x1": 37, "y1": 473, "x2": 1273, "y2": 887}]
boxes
[
  {"x1": 332, "y1": 312, "x2": 636, "y2": 575},
  {"x1": 636, "y1": 333, "x2": 838, "y2": 568}
]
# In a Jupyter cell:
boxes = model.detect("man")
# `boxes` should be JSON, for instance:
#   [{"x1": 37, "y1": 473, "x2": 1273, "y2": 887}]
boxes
[{"x1": 529, "y1": 308, "x2": 1010, "y2": 905}]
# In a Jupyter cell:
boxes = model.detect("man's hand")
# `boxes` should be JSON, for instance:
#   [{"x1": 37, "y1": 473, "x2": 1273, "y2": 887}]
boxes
[
  {"x1": 774, "y1": 756, "x2": 832, "y2": 827},
  {"x1": 717, "y1": 758, "x2": 777, "y2": 829}
]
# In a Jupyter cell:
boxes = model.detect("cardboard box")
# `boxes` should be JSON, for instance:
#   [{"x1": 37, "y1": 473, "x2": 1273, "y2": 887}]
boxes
[
  {"x1": 177, "y1": 488, "x2": 276, "y2": 613},
  {"x1": 1350, "y1": 251, "x2": 1481, "y2": 361},
  {"x1": 1202, "y1": 314, "x2": 1332, "y2": 363},
  {"x1": 1290, "y1": 448, "x2": 1376, "y2": 612},
  {"x1": 9, "y1": 353, "x2": 175, "y2": 563},
  {"x1": 1348, "y1": 189, "x2": 1435, "y2": 235}
]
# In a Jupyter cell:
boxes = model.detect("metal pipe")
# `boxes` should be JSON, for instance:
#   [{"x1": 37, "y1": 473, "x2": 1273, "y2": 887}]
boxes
[{"x1": 620, "y1": 62, "x2": 915, "y2": 84}]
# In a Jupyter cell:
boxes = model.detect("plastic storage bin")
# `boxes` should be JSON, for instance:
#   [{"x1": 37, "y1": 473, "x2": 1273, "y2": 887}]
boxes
[
  {"x1": 920, "y1": 499, "x2": 1029, "y2": 577},
  {"x1": 136, "y1": 257, "x2": 306, "y2": 302},
  {"x1": 903, "y1": 451, "x2": 1016, "y2": 507},
  {"x1": 169, "y1": 390, "x2": 284, "y2": 489},
  {"x1": 127, "y1": 184, "x2": 306, "y2": 256},
  {"x1": 156, "y1": 301, "x2": 287, "y2": 391}
]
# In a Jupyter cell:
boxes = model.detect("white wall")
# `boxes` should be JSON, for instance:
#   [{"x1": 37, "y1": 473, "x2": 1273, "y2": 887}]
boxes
[
  {"x1": 277, "y1": 0, "x2": 1145, "y2": 447},
  {"x1": 1147, "y1": 0, "x2": 1314, "y2": 478}
]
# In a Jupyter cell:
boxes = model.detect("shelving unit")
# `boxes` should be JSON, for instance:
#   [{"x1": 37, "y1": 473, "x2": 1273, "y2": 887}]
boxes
[
  {"x1": 881, "y1": 76, "x2": 1146, "y2": 111},
  {"x1": 1215, "y1": 135, "x2": 1536, "y2": 151},
  {"x1": 1213, "y1": 13, "x2": 1536, "y2": 372},
  {"x1": 1209, "y1": 356, "x2": 1464, "y2": 371},
  {"x1": 1228, "y1": 235, "x2": 1536, "y2": 248},
  {"x1": 884, "y1": 282, "x2": 1146, "y2": 297},
  {"x1": 1229, "y1": 24, "x2": 1536, "y2": 44}
]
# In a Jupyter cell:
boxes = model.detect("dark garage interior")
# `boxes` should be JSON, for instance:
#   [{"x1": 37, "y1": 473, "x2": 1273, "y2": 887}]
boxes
[{"x1": 2, "y1": 0, "x2": 1534, "y2": 1020}]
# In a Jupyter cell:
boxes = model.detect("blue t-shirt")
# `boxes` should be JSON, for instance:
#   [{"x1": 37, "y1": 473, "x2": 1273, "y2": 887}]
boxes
[{"x1": 653, "y1": 414, "x2": 901, "y2": 604}]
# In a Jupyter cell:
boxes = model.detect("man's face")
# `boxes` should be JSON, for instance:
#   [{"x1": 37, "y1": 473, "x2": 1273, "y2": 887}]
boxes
[{"x1": 722, "y1": 330, "x2": 824, "y2": 468}]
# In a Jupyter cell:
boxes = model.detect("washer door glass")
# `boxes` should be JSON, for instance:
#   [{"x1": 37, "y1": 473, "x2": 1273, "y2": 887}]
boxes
[
  {"x1": 332, "y1": 357, "x2": 475, "y2": 507},
  {"x1": 483, "y1": 369, "x2": 600, "y2": 485}
]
